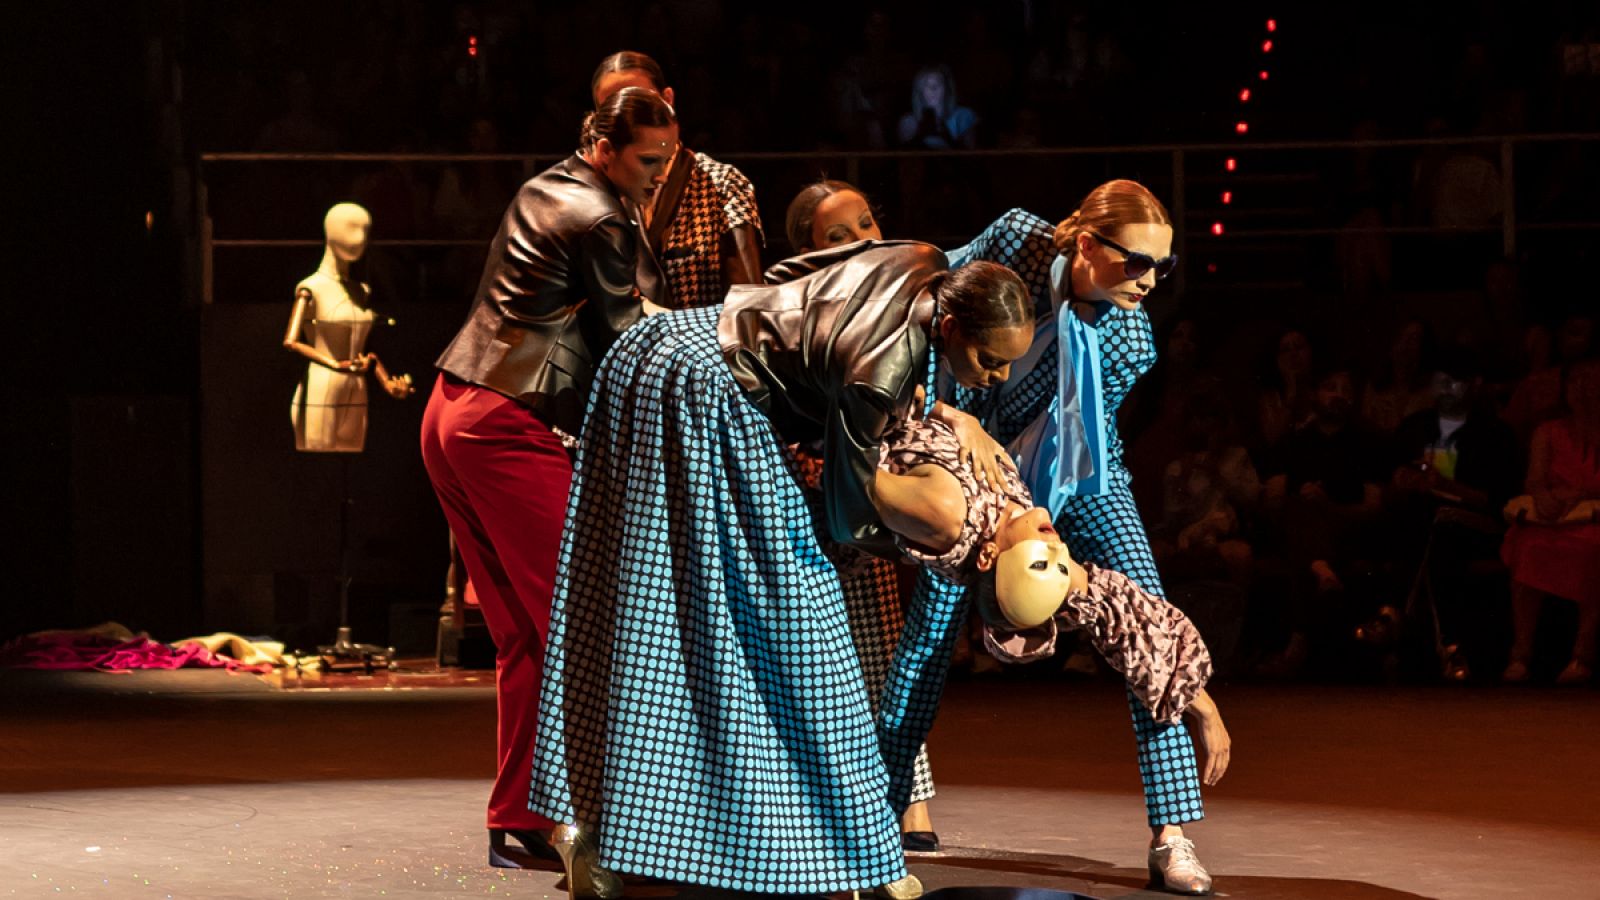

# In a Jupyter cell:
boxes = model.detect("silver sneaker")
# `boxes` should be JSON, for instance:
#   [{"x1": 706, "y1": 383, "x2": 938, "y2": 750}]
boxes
[
  {"x1": 856, "y1": 874, "x2": 924, "y2": 900},
  {"x1": 1148, "y1": 836, "x2": 1212, "y2": 895}
]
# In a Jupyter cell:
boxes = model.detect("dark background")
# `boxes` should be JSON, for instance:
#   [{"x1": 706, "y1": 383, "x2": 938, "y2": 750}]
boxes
[{"x1": 5, "y1": 1, "x2": 1598, "y2": 650}]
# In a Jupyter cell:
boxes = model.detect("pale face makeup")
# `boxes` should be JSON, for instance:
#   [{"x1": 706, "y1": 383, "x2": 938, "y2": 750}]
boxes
[
  {"x1": 596, "y1": 123, "x2": 680, "y2": 207},
  {"x1": 983, "y1": 504, "x2": 1078, "y2": 627},
  {"x1": 1074, "y1": 222, "x2": 1174, "y2": 310},
  {"x1": 809, "y1": 190, "x2": 882, "y2": 250}
]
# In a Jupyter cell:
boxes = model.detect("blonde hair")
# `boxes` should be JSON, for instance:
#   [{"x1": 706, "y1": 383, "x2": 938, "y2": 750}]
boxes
[{"x1": 1052, "y1": 179, "x2": 1172, "y2": 254}]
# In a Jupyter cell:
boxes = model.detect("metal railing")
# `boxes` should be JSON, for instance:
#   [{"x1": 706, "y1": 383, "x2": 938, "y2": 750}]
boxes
[{"x1": 198, "y1": 133, "x2": 1600, "y2": 305}]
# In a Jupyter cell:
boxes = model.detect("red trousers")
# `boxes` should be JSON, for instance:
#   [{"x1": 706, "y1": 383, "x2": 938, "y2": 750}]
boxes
[{"x1": 420, "y1": 373, "x2": 568, "y2": 831}]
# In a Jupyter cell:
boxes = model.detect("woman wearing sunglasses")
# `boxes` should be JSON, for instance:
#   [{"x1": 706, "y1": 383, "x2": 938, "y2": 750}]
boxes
[{"x1": 934, "y1": 180, "x2": 1229, "y2": 895}]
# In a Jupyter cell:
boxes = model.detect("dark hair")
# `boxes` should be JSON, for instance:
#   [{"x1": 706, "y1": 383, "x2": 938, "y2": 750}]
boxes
[
  {"x1": 580, "y1": 86, "x2": 675, "y2": 153},
  {"x1": 785, "y1": 179, "x2": 870, "y2": 252},
  {"x1": 969, "y1": 569, "x2": 1005, "y2": 622},
  {"x1": 1371, "y1": 319, "x2": 1437, "y2": 392},
  {"x1": 1312, "y1": 358, "x2": 1358, "y2": 390},
  {"x1": 936, "y1": 261, "x2": 1031, "y2": 336},
  {"x1": 591, "y1": 51, "x2": 666, "y2": 101},
  {"x1": 1260, "y1": 325, "x2": 1315, "y2": 390}
]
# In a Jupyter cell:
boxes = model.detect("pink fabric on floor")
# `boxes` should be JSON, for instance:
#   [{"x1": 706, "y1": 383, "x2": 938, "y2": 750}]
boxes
[{"x1": 0, "y1": 632, "x2": 272, "y2": 673}]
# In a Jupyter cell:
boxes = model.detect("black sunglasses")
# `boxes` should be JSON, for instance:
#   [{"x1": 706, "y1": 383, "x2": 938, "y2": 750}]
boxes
[{"x1": 1088, "y1": 231, "x2": 1178, "y2": 281}]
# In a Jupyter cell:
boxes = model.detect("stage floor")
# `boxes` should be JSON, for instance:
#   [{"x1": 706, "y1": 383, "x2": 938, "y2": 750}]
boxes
[{"x1": 1, "y1": 669, "x2": 1595, "y2": 899}]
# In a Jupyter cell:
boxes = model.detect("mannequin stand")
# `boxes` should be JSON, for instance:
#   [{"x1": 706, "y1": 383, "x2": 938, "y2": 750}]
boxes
[{"x1": 317, "y1": 455, "x2": 395, "y2": 673}]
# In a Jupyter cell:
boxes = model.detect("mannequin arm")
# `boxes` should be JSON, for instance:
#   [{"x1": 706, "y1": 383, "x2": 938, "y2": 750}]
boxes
[
  {"x1": 364, "y1": 352, "x2": 415, "y2": 399},
  {"x1": 282, "y1": 289, "x2": 366, "y2": 372}
]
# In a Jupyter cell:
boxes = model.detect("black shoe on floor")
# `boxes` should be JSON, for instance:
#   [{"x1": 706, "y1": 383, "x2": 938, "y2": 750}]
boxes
[
  {"x1": 489, "y1": 828, "x2": 563, "y2": 869},
  {"x1": 902, "y1": 831, "x2": 941, "y2": 854}
]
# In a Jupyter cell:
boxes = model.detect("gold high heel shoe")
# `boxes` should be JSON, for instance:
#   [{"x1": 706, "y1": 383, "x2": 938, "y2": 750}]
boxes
[{"x1": 549, "y1": 824, "x2": 624, "y2": 900}]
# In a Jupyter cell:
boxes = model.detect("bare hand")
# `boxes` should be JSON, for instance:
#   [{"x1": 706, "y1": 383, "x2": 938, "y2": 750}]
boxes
[
  {"x1": 1185, "y1": 692, "x2": 1232, "y2": 786},
  {"x1": 1533, "y1": 491, "x2": 1572, "y2": 522},
  {"x1": 1393, "y1": 466, "x2": 1426, "y2": 493},
  {"x1": 946, "y1": 409, "x2": 1015, "y2": 487}
]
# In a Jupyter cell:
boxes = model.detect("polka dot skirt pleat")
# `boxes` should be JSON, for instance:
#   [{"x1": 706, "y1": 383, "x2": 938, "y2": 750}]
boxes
[
  {"x1": 529, "y1": 305, "x2": 907, "y2": 893},
  {"x1": 840, "y1": 557, "x2": 937, "y2": 804}
]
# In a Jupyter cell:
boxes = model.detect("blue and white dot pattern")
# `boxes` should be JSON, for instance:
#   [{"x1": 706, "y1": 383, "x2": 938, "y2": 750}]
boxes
[
  {"x1": 529, "y1": 305, "x2": 912, "y2": 892},
  {"x1": 952, "y1": 210, "x2": 1205, "y2": 828}
]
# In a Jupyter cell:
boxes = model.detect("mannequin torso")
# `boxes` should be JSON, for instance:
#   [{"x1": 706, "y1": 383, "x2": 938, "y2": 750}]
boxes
[{"x1": 283, "y1": 203, "x2": 410, "y2": 453}]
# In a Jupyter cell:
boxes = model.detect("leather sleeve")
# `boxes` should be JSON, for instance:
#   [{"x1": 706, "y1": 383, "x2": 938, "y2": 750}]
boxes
[
  {"x1": 823, "y1": 380, "x2": 900, "y2": 551},
  {"x1": 822, "y1": 324, "x2": 930, "y2": 554},
  {"x1": 578, "y1": 215, "x2": 646, "y2": 338},
  {"x1": 762, "y1": 241, "x2": 880, "y2": 285},
  {"x1": 721, "y1": 224, "x2": 763, "y2": 286}
]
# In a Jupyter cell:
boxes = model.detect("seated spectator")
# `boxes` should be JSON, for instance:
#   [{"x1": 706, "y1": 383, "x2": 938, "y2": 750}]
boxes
[
  {"x1": 1255, "y1": 328, "x2": 1317, "y2": 455},
  {"x1": 252, "y1": 69, "x2": 339, "y2": 152},
  {"x1": 1504, "y1": 313, "x2": 1596, "y2": 444},
  {"x1": 896, "y1": 65, "x2": 978, "y2": 149},
  {"x1": 1127, "y1": 316, "x2": 1219, "y2": 512},
  {"x1": 1381, "y1": 359, "x2": 1522, "y2": 679},
  {"x1": 1152, "y1": 387, "x2": 1261, "y2": 589},
  {"x1": 1255, "y1": 363, "x2": 1387, "y2": 676},
  {"x1": 828, "y1": 10, "x2": 910, "y2": 150},
  {"x1": 1500, "y1": 358, "x2": 1600, "y2": 685},
  {"x1": 433, "y1": 117, "x2": 518, "y2": 240},
  {"x1": 1361, "y1": 320, "x2": 1440, "y2": 437}
]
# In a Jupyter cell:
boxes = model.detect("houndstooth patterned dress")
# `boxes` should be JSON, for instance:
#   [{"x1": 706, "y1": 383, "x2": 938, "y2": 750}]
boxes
[
  {"x1": 655, "y1": 152, "x2": 763, "y2": 310},
  {"x1": 530, "y1": 305, "x2": 932, "y2": 892},
  {"x1": 944, "y1": 209, "x2": 1207, "y2": 827}
]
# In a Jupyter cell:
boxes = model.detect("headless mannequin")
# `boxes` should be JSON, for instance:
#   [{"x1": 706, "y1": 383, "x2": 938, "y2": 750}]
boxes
[{"x1": 283, "y1": 202, "x2": 412, "y2": 452}]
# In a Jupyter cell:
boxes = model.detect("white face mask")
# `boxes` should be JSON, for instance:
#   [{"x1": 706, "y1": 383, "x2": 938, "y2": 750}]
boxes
[{"x1": 994, "y1": 539, "x2": 1075, "y2": 627}]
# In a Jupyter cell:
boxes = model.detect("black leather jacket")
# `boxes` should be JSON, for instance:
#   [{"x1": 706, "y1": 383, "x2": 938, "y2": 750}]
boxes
[
  {"x1": 436, "y1": 154, "x2": 666, "y2": 438},
  {"x1": 719, "y1": 240, "x2": 945, "y2": 551}
]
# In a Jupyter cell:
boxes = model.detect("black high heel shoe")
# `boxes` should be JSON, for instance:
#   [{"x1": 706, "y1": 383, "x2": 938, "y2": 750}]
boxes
[
  {"x1": 488, "y1": 827, "x2": 562, "y2": 869},
  {"x1": 901, "y1": 831, "x2": 941, "y2": 854}
]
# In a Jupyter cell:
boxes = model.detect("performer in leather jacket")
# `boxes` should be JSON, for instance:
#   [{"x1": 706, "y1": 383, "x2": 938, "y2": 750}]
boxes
[
  {"x1": 530, "y1": 242, "x2": 1030, "y2": 898},
  {"x1": 419, "y1": 86, "x2": 676, "y2": 871},
  {"x1": 590, "y1": 50, "x2": 764, "y2": 307}
]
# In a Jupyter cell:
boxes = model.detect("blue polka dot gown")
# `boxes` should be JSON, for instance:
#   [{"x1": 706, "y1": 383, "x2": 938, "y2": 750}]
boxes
[
  {"x1": 529, "y1": 306, "x2": 913, "y2": 893},
  {"x1": 945, "y1": 209, "x2": 1206, "y2": 827}
]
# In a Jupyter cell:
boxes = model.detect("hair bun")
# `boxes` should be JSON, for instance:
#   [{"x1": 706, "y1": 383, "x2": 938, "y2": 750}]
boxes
[{"x1": 1052, "y1": 212, "x2": 1082, "y2": 253}]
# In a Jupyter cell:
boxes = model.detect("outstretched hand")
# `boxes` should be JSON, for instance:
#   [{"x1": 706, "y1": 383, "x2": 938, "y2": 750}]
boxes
[{"x1": 942, "y1": 407, "x2": 1015, "y2": 488}]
